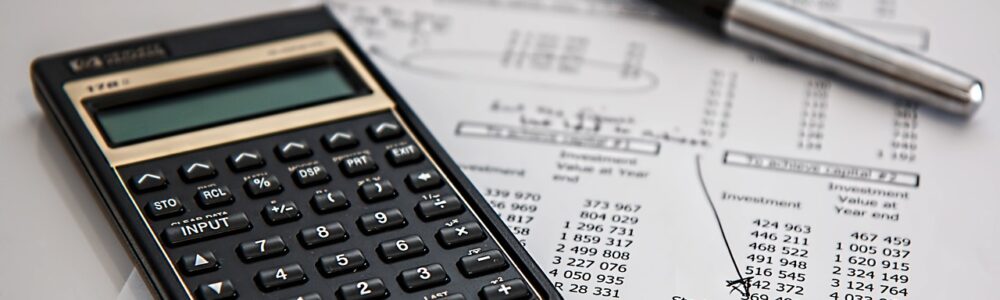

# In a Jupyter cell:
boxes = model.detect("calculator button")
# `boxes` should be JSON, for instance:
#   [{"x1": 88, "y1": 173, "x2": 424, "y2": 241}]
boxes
[
  {"x1": 357, "y1": 208, "x2": 407, "y2": 235},
  {"x1": 339, "y1": 154, "x2": 377, "y2": 177},
  {"x1": 437, "y1": 221, "x2": 486, "y2": 248},
  {"x1": 276, "y1": 141, "x2": 313, "y2": 161},
  {"x1": 228, "y1": 151, "x2": 264, "y2": 171},
  {"x1": 179, "y1": 251, "x2": 219, "y2": 275},
  {"x1": 311, "y1": 191, "x2": 351, "y2": 213},
  {"x1": 479, "y1": 279, "x2": 530, "y2": 300},
  {"x1": 406, "y1": 170, "x2": 443, "y2": 192},
  {"x1": 439, "y1": 295, "x2": 466, "y2": 300},
  {"x1": 145, "y1": 196, "x2": 184, "y2": 219},
  {"x1": 292, "y1": 165, "x2": 330, "y2": 187},
  {"x1": 163, "y1": 213, "x2": 251, "y2": 246},
  {"x1": 323, "y1": 132, "x2": 359, "y2": 151},
  {"x1": 130, "y1": 171, "x2": 167, "y2": 193},
  {"x1": 415, "y1": 195, "x2": 464, "y2": 221},
  {"x1": 317, "y1": 249, "x2": 368, "y2": 277},
  {"x1": 368, "y1": 122, "x2": 403, "y2": 141},
  {"x1": 358, "y1": 180, "x2": 396, "y2": 202},
  {"x1": 386, "y1": 144, "x2": 423, "y2": 166},
  {"x1": 255, "y1": 263, "x2": 307, "y2": 291},
  {"x1": 244, "y1": 175, "x2": 282, "y2": 198},
  {"x1": 299, "y1": 222, "x2": 348, "y2": 248},
  {"x1": 179, "y1": 161, "x2": 217, "y2": 182},
  {"x1": 336, "y1": 278, "x2": 389, "y2": 300},
  {"x1": 238, "y1": 236, "x2": 288, "y2": 262},
  {"x1": 286, "y1": 293, "x2": 322, "y2": 300},
  {"x1": 458, "y1": 250, "x2": 508, "y2": 277},
  {"x1": 195, "y1": 185, "x2": 234, "y2": 208},
  {"x1": 196, "y1": 280, "x2": 237, "y2": 300},
  {"x1": 377, "y1": 235, "x2": 428, "y2": 262},
  {"x1": 397, "y1": 264, "x2": 450, "y2": 292},
  {"x1": 262, "y1": 200, "x2": 301, "y2": 225}
]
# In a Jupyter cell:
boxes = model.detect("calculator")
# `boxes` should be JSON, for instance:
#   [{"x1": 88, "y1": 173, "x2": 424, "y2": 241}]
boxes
[{"x1": 31, "y1": 7, "x2": 560, "y2": 300}]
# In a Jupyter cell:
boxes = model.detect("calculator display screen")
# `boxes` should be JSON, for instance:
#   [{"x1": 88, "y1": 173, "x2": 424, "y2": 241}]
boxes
[{"x1": 94, "y1": 63, "x2": 362, "y2": 146}]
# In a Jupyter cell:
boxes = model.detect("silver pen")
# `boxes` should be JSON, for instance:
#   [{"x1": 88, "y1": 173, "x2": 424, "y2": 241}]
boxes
[{"x1": 653, "y1": 0, "x2": 985, "y2": 116}]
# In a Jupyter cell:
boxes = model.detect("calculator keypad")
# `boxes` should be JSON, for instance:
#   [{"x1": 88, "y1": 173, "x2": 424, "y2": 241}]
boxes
[{"x1": 118, "y1": 112, "x2": 536, "y2": 299}]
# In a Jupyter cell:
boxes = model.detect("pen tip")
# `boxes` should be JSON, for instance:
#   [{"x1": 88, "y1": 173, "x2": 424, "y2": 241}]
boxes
[{"x1": 967, "y1": 82, "x2": 985, "y2": 115}]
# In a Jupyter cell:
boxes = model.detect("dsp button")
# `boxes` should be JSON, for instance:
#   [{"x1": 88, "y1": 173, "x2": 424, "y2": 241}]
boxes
[
  {"x1": 406, "y1": 170, "x2": 443, "y2": 192},
  {"x1": 262, "y1": 200, "x2": 301, "y2": 225},
  {"x1": 244, "y1": 175, "x2": 282, "y2": 198},
  {"x1": 311, "y1": 191, "x2": 351, "y2": 214},
  {"x1": 179, "y1": 161, "x2": 216, "y2": 182},
  {"x1": 255, "y1": 263, "x2": 307, "y2": 292},
  {"x1": 227, "y1": 151, "x2": 264, "y2": 171},
  {"x1": 322, "y1": 131, "x2": 359, "y2": 151},
  {"x1": 276, "y1": 141, "x2": 312, "y2": 161},
  {"x1": 196, "y1": 280, "x2": 237, "y2": 300},
  {"x1": 336, "y1": 278, "x2": 389, "y2": 300},
  {"x1": 397, "y1": 264, "x2": 450, "y2": 292},
  {"x1": 458, "y1": 250, "x2": 509, "y2": 277},
  {"x1": 162, "y1": 212, "x2": 251, "y2": 246},
  {"x1": 178, "y1": 251, "x2": 219, "y2": 275},
  {"x1": 377, "y1": 235, "x2": 428, "y2": 262},
  {"x1": 238, "y1": 236, "x2": 288, "y2": 262},
  {"x1": 317, "y1": 249, "x2": 368, "y2": 277},
  {"x1": 145, "y1": 196, "x2": 184, "y2": 219},
  {"x1": 479, "y1": 279, "x2": 530, "y2": 300},
  {"x1": 386, "y1": 144, "x2": 422, "y2": 166},
  {"x1": 338, "y1": 154, "x2": 377, "y2": 177},
  {"x1": 436, "y1": 221, "x2": 486, "y2": 248},
  {"x1": 358, "y1": 180, "x2": 396, "y2": 203},
  {"x1": 130, "y1": 171, "x2": 166, "y2": 193},
  {"x1": 415, "y1": 195, "x2": 464, "y2": 221},
  {"x1": 292, "y1": 165, "x2": 330, "y2": 187},
  {"x1": 367, "y1": 122, "x2": 403, "y2": 141},
  {"x1": 195, "y1": 185, "x2": 234, "y2": 208}
]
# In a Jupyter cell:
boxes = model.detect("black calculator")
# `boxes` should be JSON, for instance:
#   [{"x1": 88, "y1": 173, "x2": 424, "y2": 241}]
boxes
[{"x1": 31, "y1": 7, "x2": 560, "y2": 300}]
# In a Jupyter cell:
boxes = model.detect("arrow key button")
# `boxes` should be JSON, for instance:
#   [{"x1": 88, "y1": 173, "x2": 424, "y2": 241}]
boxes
[
  {"x1": 179, "y1": 161, "x2": 216, "y2": 182},
  {"x1": 406, "y1": 170, "x2": 443, "y2": 192},
  {"x1": 228, "y1": 151, "x2": 265, "y2": 172},
  {"x1": 196, "y1": 280, "x2": 236, "y2": 300},
  {"x1": 130, "y1": 171, "x2": 167, "y2": 193},
  {"x1": 179, "y1": 251, "x2": 219, "y2": 275}
]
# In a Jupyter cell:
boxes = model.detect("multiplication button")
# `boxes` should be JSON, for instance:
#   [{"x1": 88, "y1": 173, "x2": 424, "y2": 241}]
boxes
[{"x1": 436, "y1": 221, "x2": 486, "y2": 248}]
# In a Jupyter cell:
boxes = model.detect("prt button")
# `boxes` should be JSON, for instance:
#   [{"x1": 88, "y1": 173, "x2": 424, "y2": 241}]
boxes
[{"x1": 130, "y1": 171, "x2": 166, "y2": 193}]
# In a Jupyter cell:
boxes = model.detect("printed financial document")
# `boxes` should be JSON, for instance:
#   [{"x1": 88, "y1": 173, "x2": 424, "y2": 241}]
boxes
[{"x1": 121, "y1": 0, "x2": 1000, "y2": 299}]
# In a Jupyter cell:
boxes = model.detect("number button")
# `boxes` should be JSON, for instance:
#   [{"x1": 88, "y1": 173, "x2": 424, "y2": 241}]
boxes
[
  {"x1": 196, "y1": 280, "x2": 236, "y2": 300},
  {"x1": 338, "y1": 154, "x2": 377, "y2": 177},
  {"x1": 130, "y1": 171, "x2": 166, "y2": 193},
  {"x1": 227, "y1": 151, "x2": 264, "y2": 171},
  {"x1": 255, "y1": 263, "x2": 307, "y2": 291},
  {"x1": 292, "y1": 165, "x2": 330, "y2": 187},
  {"x1": 377, "y1": 235, "x2": 428, "y2": 262},
  {"x1": 311, "y1": 191, "x2": 351, "y2": 213},
  {"x1": 397, "y1": 264, "x2": 450, "y2": 292},
  {"x1": 195, "y1": 185, "x2": 234, "y2": 208},
  {"x1": 479, "y1": 279, "x2": 530, "y2": 300},
  {"x1": 244, "y1": 175, "x2": 282, "y2": 198},
  {"x1": 357, "y1": 208, "x2": 407, "y2": 235},
  {"x1": 317, "y1": 249, "x2": 368, "y2": 277},
  {"x1": 275, "y1": 141, "x2": 313, "y2": 161},
  {"x1": 323, "y1": 131, "x2": 359, "y2": 151},
  {"x1": 386, "y1": 144, "x2": 422, "y2": 166},
  {"x1": 262, "y1": 200, "x2": 301, "y2": 225},
  {"x1": 299, "y1": 222, "x2": 348, "y2": 248},
  {"x1": 358, "y1": 180, "x2": 396, "y2": 203},
  {"x1": 368, "y1": 122, "x2": 403, "y2": 141},
  {"x1": 436, "y1": 221, "x2": 486, "y2": 248},
  {"x1": 336, "y1": 278, "x2": 389, "y2": 300},
  {"x1": 458, "y1": 250, "x2": 508, "y2": 277},
  {"x1": 145, "y1": 196, "x2": 184, "y2": 219},
  {"x1": 415, "y1": 195, "x2": 464, "y2": 221},
  {"x1": 179, "y1": 161, "x2": 216, "y2": 182},
  {"x1": 238, "y1": 236, "x2": 288, "y2": 262}
]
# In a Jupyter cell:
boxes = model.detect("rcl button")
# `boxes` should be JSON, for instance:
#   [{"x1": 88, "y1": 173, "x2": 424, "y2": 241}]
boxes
[
  {"x1": 196, "y1": 185, "x2": 234, "y2": 208},
  {"x1": 145, "y1": 197, "x2": 184, "y2": 219}
]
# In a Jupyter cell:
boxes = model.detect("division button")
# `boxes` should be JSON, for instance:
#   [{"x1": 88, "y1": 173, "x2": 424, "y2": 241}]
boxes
[
  {"x1": 162, "y1": 212, "x2": 251, "y2": 246},
  {"x1": 262, "y1": 200, "x2": 301, "y2": 225},
  {"x1": 130, "y1": 171, "x2": 167, "y2": 193},
  {"x1": 357, "y1": 208, "x2": 407, "y2": 235},
  {"x1": 397, "y1": 264, "x2": 450, "y2": 292},
  {"x1": 336, "y1": 278, "x2": 389, "y2": 300},
  {"x1": 437, "y1": 221, "x2": 486, "y2": 248},
  {"x1": 377, "y1": 235, "x2": 428, "y2": 262},
  {"x1": 338, "y1": 154, "x2": 378, "y2": 177},
  {"x1": 255, "y1": 263, "x2": 307, "y2": 292},
  {"x1": 178, "y1": 251, "x2": 219, "y2": 275},
  {"x1": 244, "y1": 175, "x2": 282, "y2": 198},
  {"x1": 299, "y1": 222, "x2": 348, "y2": 248},
  {"x1": 317, "y1": 249, "x2": 368, "y2": 277},
  {"x1": 238, "y1": 235, "x2": 288, "y2": 262},
  {"x1": 323, "y1": 131, "x2": 359, "y2": 152},
  {"x1": 285, "y1": 293, "x2": 322, "y2": 300},
  {"x1": 276, "y1": 141, "x2": 313, "y2": 161},
  {"x1": 415, "y1": 195, "x2": 464, "y2": 221},
  {"x1": 358, "y1": 180, "x2": 396, "y2": 203},
  {"x1": 292, "y1": 165, "x2": 330, "y2": 187},
  {"x1": 145, "y1": 196, "x2": 184, "y2": 219},
  {"x1": 196, "y1": 280, "x2": 237, "y2": 300},
  {"x1": 458, "y1": 250, "x2": 509, "y2": 277},
  {"x1": 479, "y1": 279, "x2": 530, "y2": 300},
  {"x1": 195, "y1": 185, "x2": 234, "y2": 208},
  {"x1": 386, "y1": 144, "x2": 423, "y2": 166},
  {"x1": 311, "y1": 191, "x2": 351, "y2": 213},
  {"x1": 368, "y1": 122, "x2": 403, "y2": 141},
  {"x1": 228, "y1": 151, "x2": 265, "y2": 171},
  {"x1": 179, "y1": 161, "x2": 216, "y2": 182},
  {"x1": 405, "y1": 170, "x2": 443, "y2": 192}
]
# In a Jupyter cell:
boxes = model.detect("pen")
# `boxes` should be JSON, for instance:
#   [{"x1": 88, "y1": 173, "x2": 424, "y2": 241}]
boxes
[{"x1": 653, "y1": 0, "x2": 985, "y2": 116}]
